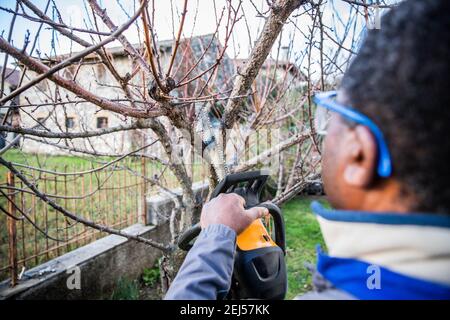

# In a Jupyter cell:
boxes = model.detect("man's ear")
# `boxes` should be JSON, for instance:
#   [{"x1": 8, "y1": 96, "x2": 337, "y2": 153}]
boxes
[{"x1": 343, "y1": 125, "x2": 377, "y2": 188}]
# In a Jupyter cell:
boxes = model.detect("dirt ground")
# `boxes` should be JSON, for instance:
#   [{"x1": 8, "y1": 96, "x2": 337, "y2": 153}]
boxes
[{"x1": 139, "y1": 280, "x2": 163, "y2": 300}]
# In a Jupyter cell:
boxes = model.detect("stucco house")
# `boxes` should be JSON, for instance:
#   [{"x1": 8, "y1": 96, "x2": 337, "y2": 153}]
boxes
[
  {"x1": 17, "y1": 34, "x2": 235, "y2": 156},
  {"x1": 17, "y1": 34, "x2": 305, "y2": 157}
]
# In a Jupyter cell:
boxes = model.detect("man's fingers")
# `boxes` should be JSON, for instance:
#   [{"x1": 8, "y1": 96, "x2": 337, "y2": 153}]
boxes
[
  {"x1": 234, "y1": 193, "x2": 246, "y2": 207},
  {"x1": 219, "y1": 192, "x2": 246, "y2": 207},
  {"x1": 244, "y1": 206, "x2": 269, "y2": 221}
]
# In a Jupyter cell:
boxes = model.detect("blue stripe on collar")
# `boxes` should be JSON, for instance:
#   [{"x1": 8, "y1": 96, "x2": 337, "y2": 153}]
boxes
[
  {"x1": 311, "y1": 201, "x2": 450, "y2": 229},
  {"x1": 316, "y1": 247, "x2": 450, "y2": 300}
]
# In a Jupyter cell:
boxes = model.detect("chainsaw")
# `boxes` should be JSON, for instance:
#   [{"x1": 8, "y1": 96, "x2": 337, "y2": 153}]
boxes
[{"x1": 178, "y1": 170, "x2": 287, "y2": 300}]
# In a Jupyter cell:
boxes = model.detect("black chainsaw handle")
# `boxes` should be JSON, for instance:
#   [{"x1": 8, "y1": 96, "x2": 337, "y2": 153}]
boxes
[
  {"x1": 177, "y1": 202, "x2": 285, "y2": 254},
  {"x1": 257, "y1": 202, "x2": 285, "y2": 255},
  {"x1": 177, "y1": 222, "x2": 201, "y2": 251}
]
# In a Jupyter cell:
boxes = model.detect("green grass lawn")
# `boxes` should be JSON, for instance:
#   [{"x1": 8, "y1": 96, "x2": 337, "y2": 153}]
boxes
[
  {"x1": 0, "y1": 149, "x2": 206, "y2": 189},
  {"x1": 0, "y1": 148, "x2": 93, "y2": 177},
  {"x1": 282, "y1": 196, "x2": 327, "y2": 299}
]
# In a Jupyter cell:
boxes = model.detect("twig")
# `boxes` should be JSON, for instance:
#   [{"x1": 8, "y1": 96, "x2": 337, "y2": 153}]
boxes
[{"x1": 166, "y1": 0, "x2": 188, "y2": 78}]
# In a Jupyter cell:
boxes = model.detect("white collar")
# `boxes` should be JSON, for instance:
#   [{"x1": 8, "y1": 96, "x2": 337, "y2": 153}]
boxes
[{"x1": 312, "y1": 201, "x2": 450, "y2": 285}]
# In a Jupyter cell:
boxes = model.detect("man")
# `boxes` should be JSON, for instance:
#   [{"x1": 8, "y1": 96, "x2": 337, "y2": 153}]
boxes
[{"x1": 165, "y1": 0, "x2": 450, "y2": 300}]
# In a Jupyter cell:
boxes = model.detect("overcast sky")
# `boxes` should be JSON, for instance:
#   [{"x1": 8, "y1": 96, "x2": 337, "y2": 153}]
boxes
[{"x1": 0, "y1": 1, "x2": 393, "y2": 78}]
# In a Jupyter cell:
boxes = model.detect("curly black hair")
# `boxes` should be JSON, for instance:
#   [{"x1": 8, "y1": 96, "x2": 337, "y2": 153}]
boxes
[{"x1": 340, "y1": 0, "x2": 450, "y2": 214}]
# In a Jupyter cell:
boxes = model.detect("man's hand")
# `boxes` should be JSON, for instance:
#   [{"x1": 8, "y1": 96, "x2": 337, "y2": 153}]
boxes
[{"x1": 200, "y1": 193, "x2": 269, "y2": 235}]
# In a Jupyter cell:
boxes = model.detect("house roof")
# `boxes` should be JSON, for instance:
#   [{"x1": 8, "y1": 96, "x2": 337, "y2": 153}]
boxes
[
  {"x1": 28, "y1": 33, "x2": 235, "y2": 93},
  {"x1": 233, "y1": 58, "x2": 305, "y2": 80},
  {"x1": 0, "y1": 67, "x2": 20, "y2": 87},
  {"x1": 41, "y1": 33, "x2": 218, "y2": 63}
]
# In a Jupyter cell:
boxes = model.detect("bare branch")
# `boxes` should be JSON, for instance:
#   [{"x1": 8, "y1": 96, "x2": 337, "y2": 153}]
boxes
[
  {"x1": 223, "y1": 0, "x2": 305, "y2": 128},
  {"x1": 166, "y1": 0, "x2": 188, "y2": 78},
  {"x1": 0, "y1": 121, "x2": 155, "y2": 139}
]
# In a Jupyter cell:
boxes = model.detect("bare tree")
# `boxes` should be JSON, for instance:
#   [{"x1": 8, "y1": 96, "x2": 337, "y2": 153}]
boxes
[{"x1": 0, "y1": 0, "x2": 398, "y2": 290}]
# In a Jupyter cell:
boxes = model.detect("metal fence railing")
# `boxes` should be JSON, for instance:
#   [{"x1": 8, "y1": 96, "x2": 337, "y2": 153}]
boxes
[
  {"x1": 0, "y1": 131, "x2": 285, "y2": 286},
  {"x1": 0, "y1": 156, "x2": 209, "y2": 285}
]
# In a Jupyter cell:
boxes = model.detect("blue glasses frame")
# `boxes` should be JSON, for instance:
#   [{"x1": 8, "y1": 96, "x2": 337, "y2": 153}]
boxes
[{"x1": 313, "y1": 91, "x2": 392, "y2": 178}]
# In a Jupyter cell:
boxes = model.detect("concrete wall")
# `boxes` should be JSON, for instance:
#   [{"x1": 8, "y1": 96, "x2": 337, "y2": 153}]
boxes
[
  {"x1": 0, "y1": 223, "x2": 170, "y2": 300},
  {"x1": 147, "y1": 181, "x2": 209, "y2": 225}
]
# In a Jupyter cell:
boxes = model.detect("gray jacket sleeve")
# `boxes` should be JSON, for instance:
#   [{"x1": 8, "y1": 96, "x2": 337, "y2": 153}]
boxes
[{"x1": 164, "y1": 224, "x2": 237, "y2": 300}]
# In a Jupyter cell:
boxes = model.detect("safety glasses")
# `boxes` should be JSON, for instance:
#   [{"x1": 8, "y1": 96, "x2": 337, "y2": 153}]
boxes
[{"x1": 313, "y1": 91, "x2": 392, "y2": 178}]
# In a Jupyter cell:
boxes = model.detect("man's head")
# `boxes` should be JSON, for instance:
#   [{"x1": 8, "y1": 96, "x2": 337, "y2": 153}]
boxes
[{"x1": 321, "y1": 0, "x2": 450, "y2": 214}]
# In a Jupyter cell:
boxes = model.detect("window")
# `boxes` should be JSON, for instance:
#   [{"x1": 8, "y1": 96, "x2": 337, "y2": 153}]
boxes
[
  {"x1": 96, "y1": 64, "x2": 106, "y2": 81},
  {"x1": 96, "y1": 117, "x2": 108, "y2": 129},
  {"x1": 65, "y1": 117, "x2": 75, "y2": 129},
  {"x1": 36, "y1": 117, "x2": 46, "y2": 130}
]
